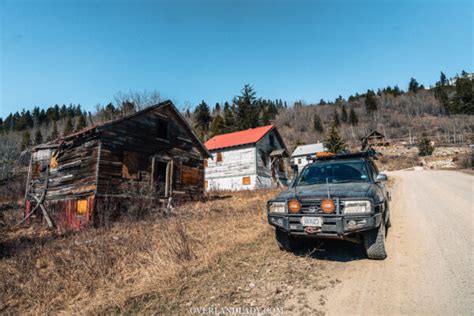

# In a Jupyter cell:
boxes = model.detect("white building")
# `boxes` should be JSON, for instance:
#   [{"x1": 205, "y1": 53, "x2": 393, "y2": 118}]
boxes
[
  {"x1": 204, "y1": 125, "x2": 289, "y2": 191},
  {"x1": 291, "y1": 143, "x2": 326, "y2": 173}
]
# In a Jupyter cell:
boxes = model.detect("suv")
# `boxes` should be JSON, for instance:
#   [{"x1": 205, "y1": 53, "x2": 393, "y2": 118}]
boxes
[{"x1": 267, "y1": 152, "x2": 390, "y2": 260}]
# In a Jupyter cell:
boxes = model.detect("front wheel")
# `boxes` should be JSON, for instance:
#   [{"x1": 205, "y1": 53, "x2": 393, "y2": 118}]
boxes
[
  {"x1": 364, "y1": 221, "x2": 387, "y2": 260},
  {"x1": 275, "y1": 229, "x2": 296, "y2": 252}
]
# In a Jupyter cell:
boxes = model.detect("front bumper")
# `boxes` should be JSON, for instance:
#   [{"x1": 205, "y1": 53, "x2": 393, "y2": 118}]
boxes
[{"x1": 268, "y1": 213, "x2": 382, "y2": 238}]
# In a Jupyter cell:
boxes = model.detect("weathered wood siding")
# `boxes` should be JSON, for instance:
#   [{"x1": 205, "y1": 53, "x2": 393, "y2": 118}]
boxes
[
  {"x1": 27, "y1": 138, "x2": 100, "y2": 202},
  {"x1": 255, "y1": 130, "x2": 286, "y2": 178},
  {"x1": 25, "y1": 102, "x2": 208, "y2": 229},
  {"x1": 97, "y1": 105, "x2": 205, "y2": 199}
]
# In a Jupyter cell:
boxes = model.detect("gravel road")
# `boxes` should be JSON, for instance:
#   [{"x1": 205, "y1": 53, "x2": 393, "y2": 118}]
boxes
[{"x1": 316, "y1": 170, "x2": 474, "y2": 315}]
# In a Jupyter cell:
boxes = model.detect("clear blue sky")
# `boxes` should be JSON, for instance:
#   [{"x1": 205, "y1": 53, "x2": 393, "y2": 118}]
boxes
[{"x1": 0, "y1": 0, "x2": 472, "y2": 117}]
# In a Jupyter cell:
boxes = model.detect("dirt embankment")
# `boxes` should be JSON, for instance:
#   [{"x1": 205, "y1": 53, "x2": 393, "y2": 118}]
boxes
[
  {"x1": 0, "y1": 189, "x2": 338, "y2": 314},
  {"x1": 375, "y1": 145, "x2": 471, "y2": 171},
  {"x1": 2, "y1": 171, "x2": 472, "y2": 315}
]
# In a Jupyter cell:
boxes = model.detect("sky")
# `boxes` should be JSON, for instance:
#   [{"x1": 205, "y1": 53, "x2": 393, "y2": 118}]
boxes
[{"x1": 0, "y1": 0, "x2": 472, "y2": 118}]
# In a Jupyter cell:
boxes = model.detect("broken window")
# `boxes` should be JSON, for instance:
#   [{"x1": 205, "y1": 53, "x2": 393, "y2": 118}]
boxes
[
  {"x1": 122, "y1": 151, "x2": 148, "y2": 180},
  {"x1": 156, "y1": 118, "x2": 169, "y2": 140},
  {"x1": 50, "y1": 152, "x2": 59, "y2": 171}
]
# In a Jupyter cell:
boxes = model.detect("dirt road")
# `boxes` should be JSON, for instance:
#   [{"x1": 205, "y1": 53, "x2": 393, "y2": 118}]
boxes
[{"x1": 314, "y1": 170, "x2": 473, "y2": 315}]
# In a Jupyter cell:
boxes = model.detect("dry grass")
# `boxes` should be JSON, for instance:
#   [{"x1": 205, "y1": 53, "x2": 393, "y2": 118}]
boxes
[{"x1": 0, "y1": 189, "x2": 279, "y2": 314}]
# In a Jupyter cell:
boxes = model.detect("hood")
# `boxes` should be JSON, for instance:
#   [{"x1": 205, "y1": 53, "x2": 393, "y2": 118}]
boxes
[{"x1": 276, "y1": 182, "x2": 380, "y2": 201}]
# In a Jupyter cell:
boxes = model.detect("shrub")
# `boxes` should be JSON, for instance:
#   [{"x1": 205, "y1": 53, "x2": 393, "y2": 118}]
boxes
[{"x1": 418, "y1": 137, "x2": 435, "y2": 156}]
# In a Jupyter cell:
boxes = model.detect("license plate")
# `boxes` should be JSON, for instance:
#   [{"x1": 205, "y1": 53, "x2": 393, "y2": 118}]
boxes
[{"x1": 301, "y1": 217, "x2": 323, "y2": 227}]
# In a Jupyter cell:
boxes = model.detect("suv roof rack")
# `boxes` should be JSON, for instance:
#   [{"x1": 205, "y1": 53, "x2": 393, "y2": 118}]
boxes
[{"x1": 306, "y1": 149, "x2": 382, "y2": 162}]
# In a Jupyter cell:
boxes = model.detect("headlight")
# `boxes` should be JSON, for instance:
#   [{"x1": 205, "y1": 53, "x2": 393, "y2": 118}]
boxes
[
  {"x1": 343, "y1": 200, "x2": 371, "y2": 214},
  {"x1": 269, "y1": 202, "x2": 286, "y2": 214}
]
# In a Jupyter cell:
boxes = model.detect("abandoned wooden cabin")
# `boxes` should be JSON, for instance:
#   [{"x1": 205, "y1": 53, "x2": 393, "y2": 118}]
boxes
[
  {"x1": 204, "y1": 125, "x2": 289, "y2": 191},
  {"x1": 361, "y1": 130, "x2": 389, "y2": 148},
  {"x1": 24, "y1": 100, "x2": 211, "y2": 229}
]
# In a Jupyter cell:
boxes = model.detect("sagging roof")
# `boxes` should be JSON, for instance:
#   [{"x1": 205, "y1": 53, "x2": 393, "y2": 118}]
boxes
[
  {"x1": 291, "y1": 143, "x2": 326, "y2": 157},
  {"x1": 37, "y1": 100, "x2": 211, "y2": 158},
  {"x1": 361, "y1": 130, "x2": 385, "y2": 140},
  {"x1": 204, "y1": 125, "x2": 275, "y2": 151}
]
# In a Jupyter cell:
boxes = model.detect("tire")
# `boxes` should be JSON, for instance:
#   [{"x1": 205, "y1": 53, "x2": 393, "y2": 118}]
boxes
[
  {"x1": 364, "y1": 221, "x2": 387, "y2": 260},
  {"x1": 275, "y1": 229, "x2": 296, "y2": 252}
]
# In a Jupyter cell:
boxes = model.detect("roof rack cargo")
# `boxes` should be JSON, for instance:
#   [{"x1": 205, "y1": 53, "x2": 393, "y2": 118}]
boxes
[{"x1": 306, "y1": 149, "x2": 382, "y2": 162}]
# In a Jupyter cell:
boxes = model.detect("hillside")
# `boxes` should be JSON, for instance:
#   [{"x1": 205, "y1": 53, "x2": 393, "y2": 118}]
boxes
[{"x1": 0, "y1": 72, "x2": 473, "y2": 184}]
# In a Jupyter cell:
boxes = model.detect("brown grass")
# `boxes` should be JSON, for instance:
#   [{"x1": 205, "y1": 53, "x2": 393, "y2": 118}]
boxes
[{"x1": 0, "y1": 189, "x2": 279, "y2": 314}]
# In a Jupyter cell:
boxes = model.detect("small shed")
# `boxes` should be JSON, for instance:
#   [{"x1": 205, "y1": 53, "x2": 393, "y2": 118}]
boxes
[
  {"x1": 291, "y1": 143, "x2": 326, "y2": 173},
  {"x1": 204, "y1": 125, "x2": 288, "y2": 191},
  {"x1": 24, "y1": 100, "x2": 210, "y2": 229},
  {"x1": 361, "y1": 130, "x2": 388, "y2": 148}
]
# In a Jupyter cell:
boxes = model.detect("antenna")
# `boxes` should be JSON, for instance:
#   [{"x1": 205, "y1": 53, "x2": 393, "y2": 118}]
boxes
[{"x1": 326, "y1": 177, "x2": 330, "y2": 199}]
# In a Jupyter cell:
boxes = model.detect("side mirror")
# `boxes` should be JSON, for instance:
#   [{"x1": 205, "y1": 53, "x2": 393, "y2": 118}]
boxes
[{"x1": 376, "y1": 173, "x2": 388, "y2": 182}]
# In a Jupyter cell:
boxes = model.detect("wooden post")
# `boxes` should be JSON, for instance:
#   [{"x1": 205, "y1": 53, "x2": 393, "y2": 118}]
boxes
[
  {"x1": 165, "y1": 161, "x2": 170, "y2": 198},
  {"x1": 169, "y1": 160, "x2": 174, "y2": 197},
  {"x1": 24, "y1": 153, "x2": 33, "y2": 203},
  {"x1": 150, "y1": 156, "x2": 156, "y2": 187}
]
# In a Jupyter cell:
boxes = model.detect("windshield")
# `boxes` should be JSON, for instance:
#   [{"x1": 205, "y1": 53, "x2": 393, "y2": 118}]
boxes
[{"x1": 297, "y1": 160, "x2": 370, "y2": 186}]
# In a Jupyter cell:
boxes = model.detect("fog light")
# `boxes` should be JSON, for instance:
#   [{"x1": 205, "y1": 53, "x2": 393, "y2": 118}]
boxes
[
  {"x1": 347, "y1": 220, "x2": 356, "y2": 229},
  {"x1": 358, "y1": 219, "x2": 367, "y2": 226},
  {"x1": 271, "y1": 217, "x2": 284, "y2": 227}
]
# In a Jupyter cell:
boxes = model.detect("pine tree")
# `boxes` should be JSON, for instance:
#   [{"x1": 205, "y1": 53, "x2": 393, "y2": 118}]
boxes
[
  {"x1": 75, "y1": 112, "x2": 87, "y2": 132},
  {"x1": 234, "y1": 84, "x2": 258, "y2": 130},
  {"x1": 418, "y1": 136, "x2": 435, "y2": 156},
  {"x1": 333, "y1": 109, "x2": 340, "y2": 127},
  {"x1": 34, "y1": 129, "x2": 43, "y2": 145},
  {"x1": 365, "y1": 90, "x2": 377, "y2": 113},
  {"x1": 408, "y1": 78, "x2": 420, "y2": 93},
  {"x1": 341, "y1": 105, "x2": 348, "y2": 123},
  {"x1": 393, "y1": 85, "x2": 402, "y2": 96},
  {"x1": 349, "y1": 107, "x2": 359, "y2": 126},
  {"x1": 324, "y1": 124, "x2": 346, "y2": 154},
  {"x1": 319, "y1": 99, "x2": 326, "y2": 105},
  {"x1": 451, "y1": 77, "x2": 474, "y2": 114},
  {"x1": 335, "y1": 95, "x2": 344, "y2": 105},
  {"x1": 440, "y1": 72, "x2": 447, "y2": 86},
  {"x1": 209, "y1": 114, "x2": 224, "y2": 137},
  {"x1": 194, "y1": 100, "x2": 211, "y2": 133},
  {"x1": 223, "y1": 102, "x2": 236, "y2": 132},
  {"x1": 214, "y1": 102, "x2": 221, "y2": 115},
  {"x1": 21, "y1": 131, "x2": 31, "y2": 150},
  {"x1": 63, "y1": 116, "x2": 74, "y2": 136},
  {"x1": 313, "y1": 113, "x2": 324, "y2": 133}
]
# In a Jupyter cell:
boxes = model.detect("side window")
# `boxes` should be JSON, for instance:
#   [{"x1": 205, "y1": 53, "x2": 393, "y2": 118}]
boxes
[{"x1": 216, "y1": 152, "x2": 223, "y2": 162}]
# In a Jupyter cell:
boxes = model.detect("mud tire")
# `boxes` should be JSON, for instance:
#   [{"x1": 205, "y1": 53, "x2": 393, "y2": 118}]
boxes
[{"x1": 364, "y1": 221, "x2": 387, "y2": 260}]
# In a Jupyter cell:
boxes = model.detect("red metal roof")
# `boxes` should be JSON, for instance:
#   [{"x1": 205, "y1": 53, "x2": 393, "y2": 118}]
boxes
[{"x1": 204, "y1": 125, "x2": 274, "y2": 151}]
